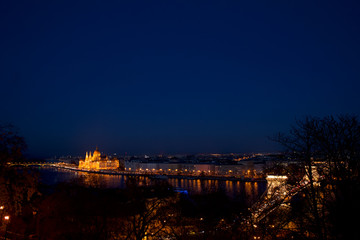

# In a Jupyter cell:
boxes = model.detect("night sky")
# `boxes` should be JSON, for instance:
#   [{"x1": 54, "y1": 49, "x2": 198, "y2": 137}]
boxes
[{"x1": 1, "y1": 1, "x2": 360, "y2": 158}]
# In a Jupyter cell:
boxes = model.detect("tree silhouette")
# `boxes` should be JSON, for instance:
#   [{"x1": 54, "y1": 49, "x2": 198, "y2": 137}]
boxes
[
  {"x1": 271, "y1": 115, "x2": 360, "y2": 239},
  {"x1": 0, "y1": 123, "x2": 38, "y2": 238},
  {"x1": 0, "y1": 123, "x2": 27, "y2": 166}
]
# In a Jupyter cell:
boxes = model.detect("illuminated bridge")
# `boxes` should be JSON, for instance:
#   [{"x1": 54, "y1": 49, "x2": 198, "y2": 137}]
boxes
[
  {"x1": 8, "y1": 162, "x2": 61, "y2": 167},
  {"x1": 251, "y1": 166, "x2": 321, "y2": 223}
]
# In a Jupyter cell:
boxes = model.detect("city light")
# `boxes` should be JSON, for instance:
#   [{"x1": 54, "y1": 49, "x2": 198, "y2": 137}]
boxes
[{"x1": 1, "y1": 2, "x2": 358, "y2": 239}]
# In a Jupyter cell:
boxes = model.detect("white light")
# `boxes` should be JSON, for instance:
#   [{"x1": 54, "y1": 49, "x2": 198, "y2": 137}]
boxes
[{"x1": 267, "y1": 175, "x2": 287, "y2": 179}]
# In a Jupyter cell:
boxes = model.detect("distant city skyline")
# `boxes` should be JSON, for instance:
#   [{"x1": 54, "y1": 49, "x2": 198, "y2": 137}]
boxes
[{"x1": 2, "y1": 1, "x2": 360, "y2": 158}]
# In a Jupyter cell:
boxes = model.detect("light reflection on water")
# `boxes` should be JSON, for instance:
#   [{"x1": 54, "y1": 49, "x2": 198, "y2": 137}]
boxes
[
  {"x1": 38, "y1": 167, "x2": 266, "y2": 200},
  {"x1": 167, "y1": 178, "x2": 262, "y2": 200}
]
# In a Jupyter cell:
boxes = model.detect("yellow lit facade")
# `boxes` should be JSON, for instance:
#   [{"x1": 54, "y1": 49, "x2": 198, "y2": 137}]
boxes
[{"x1": 79, "y1": 147, "x2": 119, "y2": 170}]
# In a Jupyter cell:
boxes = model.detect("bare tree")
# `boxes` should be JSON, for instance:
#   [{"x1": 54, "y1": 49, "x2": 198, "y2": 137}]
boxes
[
  {"x1": 0, "y1": 123, "x2": 38, "y2": 238},
  {"x1": 118, "y1": 177, "x2": 175, "y2": 240},
  {"x1": 0, "y1": 123, "x2": 27, "y2": 166},
  {"x1": 272, "y1": 115, "x2": 360, "y2": 239}
]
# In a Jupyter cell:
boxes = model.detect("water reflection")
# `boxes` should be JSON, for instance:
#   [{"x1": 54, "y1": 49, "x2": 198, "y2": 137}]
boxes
[{"x1": 165, "y1": 177, "x2": 265, "y2": 201}]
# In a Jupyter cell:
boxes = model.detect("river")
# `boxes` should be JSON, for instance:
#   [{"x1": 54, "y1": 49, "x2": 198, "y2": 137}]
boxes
[{"x1": 36, "y1": 166, "x2": 266, "y2": 201}]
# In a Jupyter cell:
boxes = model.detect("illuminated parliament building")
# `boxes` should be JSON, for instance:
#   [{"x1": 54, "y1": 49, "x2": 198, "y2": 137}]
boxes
[{"x1": 79, "y1": 147, "x2": 119, "y2": 170}]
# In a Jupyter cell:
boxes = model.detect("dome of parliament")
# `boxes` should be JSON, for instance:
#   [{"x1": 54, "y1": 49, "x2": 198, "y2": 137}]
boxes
[{"x1": 93, "y1": 146, "x2": 101, "y2": 157}]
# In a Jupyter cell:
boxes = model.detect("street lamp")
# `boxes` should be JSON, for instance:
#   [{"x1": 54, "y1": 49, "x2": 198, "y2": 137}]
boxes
[{"x1": 4, "y1": 215, "x2": 10, "y2": 240}]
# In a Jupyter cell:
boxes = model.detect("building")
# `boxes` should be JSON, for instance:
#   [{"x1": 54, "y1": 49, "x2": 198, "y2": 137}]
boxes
[
  {"x1": 79, "y1": 147, "x2": 119, "y2": 170},
  {"x1": 124, "y1": 160, "x2": 264, "y2": 177}
]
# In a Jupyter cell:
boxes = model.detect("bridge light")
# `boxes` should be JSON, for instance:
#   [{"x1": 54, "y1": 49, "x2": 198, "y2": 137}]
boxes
[{"x1": 267, "y1": 175, "x2": 288, "y2": 179}]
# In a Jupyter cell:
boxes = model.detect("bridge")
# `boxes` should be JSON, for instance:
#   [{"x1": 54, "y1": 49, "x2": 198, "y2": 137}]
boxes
[
  {"x1": 250, "y1": 166, "x2": 321, "y2": 223},
  {"x1": 8, "y1": 162, "x2": 61, "y2": 167}
]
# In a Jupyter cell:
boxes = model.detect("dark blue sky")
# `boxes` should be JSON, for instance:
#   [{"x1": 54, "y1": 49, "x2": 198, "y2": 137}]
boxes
[{"x1": 1, "y1": 1, "x2": 360, "y2": 157}]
